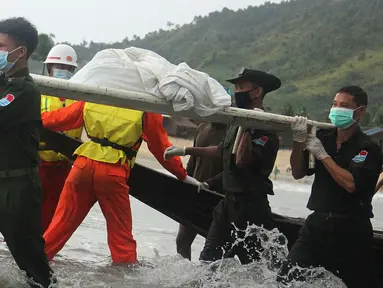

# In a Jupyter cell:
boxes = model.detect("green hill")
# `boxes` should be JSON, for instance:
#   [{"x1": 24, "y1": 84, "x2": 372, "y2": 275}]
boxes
[{"x1": 35, "y1": 0, "x2": 383, "y2": 125}]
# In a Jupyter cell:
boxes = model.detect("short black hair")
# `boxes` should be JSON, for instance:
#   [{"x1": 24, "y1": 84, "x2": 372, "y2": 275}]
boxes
[
  {"x1": 0, "y1": 17, "x2": 38, "y2": 59},
  {"x1": 337, "y1": 85, "x2": 368, "y2": 107}
]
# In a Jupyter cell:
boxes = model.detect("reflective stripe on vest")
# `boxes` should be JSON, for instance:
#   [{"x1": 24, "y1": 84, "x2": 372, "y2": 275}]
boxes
[{"x1": 39, "y1": 95, "x2": 83, "y2": 162}]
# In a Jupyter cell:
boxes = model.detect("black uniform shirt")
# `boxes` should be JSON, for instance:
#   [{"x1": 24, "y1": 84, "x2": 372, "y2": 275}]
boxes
[
  {"x1": 307, "y1": 128, "x2": 383, "y2": 217},
  {"x1": 208, "y1": 125, "x2": 279, "y2": 195},
  {"x1": 0, "y1": 68, "x2": 42, "y2": 170}
]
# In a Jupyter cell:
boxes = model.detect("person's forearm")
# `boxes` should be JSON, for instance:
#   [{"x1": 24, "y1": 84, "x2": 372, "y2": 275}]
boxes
[
  {"x1": 185, "y1": 146, "x2": 220, "y2": 158},
  {"x1": 290, "y1": 142, "x2": 308, "y2": 179},
  {"x1": 321, "y1": 157, "x2": 356, "y2": 193},
  {"x1": 376, "y1": 178, "x2": 383, "y2": 193}
]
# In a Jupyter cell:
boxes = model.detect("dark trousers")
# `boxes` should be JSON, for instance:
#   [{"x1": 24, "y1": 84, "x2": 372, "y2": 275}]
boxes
[
  {"x1": 199, "y1": 193, "x2": 274, "y2": 264},
  {"x1": 176, "y1": 224, "x2": 197, "y2": 260},
  {"x1": 0, "y1": 171, "x2": 55, "y2": 288},
  {"x1": 277, "y1": 212, "x2": 377, "y2": 288}
]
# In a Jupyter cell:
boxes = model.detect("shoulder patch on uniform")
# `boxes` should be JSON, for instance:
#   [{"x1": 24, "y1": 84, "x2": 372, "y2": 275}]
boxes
[
  {"x1": 253, "y1": 135, "x2": 268, "y2": 146},
  {"x1": 0, "y1": 94, "x2": 15, "y2": 106},
  {"x1": 352, "y1": 150, "x2": 368, "y2": 163}
]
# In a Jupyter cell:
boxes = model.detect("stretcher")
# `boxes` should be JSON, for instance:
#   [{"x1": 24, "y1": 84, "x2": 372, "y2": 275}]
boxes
[{"x1": 32, "y1": 74, "x2": 333, "y2": 132}]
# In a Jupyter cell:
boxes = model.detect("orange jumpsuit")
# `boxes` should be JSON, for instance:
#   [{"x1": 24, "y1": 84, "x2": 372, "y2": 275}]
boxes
[
  {"x1": 41, "y1": 101, "x2": 186, "y2": 263},
  {"x1": 39, "y1": 96, "x2": 82, "y2": 233},
  {"x1": 39, "y1": 162, "x2": 71, "y2": 233}
]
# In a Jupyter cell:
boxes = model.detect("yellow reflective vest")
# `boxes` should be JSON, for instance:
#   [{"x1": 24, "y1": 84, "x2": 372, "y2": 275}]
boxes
[
  {"x1": 39, "y1": 95, "x2": 83, "y2": 162},
  {"x1": 74, "y1": 102, "x2": 144, "y2": 167}
]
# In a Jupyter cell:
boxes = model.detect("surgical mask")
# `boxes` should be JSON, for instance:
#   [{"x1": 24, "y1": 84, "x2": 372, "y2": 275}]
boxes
[
  {"x1": 0, "y1": 47, "x2": 21, "y2": 74},
  {"x1": 328, "y1": 107, "x2": 362, "y2": 129},
  {"x1": 52, "y1": 68, "x2": 73, "y2": 80},
  {"x1": 235, "y1": 91, "x2": 251, "y2": 108}
]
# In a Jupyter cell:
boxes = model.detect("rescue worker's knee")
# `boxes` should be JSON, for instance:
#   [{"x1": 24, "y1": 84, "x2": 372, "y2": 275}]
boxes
[
  {"x1": 175, "y1": 231, "x2": 188, "y2": 253},
  {"x1": 176, "y1": 225, "x2": 196, "y2": 247}
]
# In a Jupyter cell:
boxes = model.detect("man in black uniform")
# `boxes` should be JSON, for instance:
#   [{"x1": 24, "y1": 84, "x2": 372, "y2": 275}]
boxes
[
  {"x1": 165, "y1": 69, "x2": 281, "y2": 264},
  {"x1": 278, "y1": 86, "x2": 382, "y2": 288},
  {"x1": 0, "y1": 17, "x2": 55, "y2": 287},
  {"x1": 176, "y1": 122, "x2": 226, "y2": 260}
]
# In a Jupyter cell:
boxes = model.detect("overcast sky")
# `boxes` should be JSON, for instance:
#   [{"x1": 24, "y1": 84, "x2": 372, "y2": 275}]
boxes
[{"x1": 1, "y1": 0, "x2": 280, "y2": 44}]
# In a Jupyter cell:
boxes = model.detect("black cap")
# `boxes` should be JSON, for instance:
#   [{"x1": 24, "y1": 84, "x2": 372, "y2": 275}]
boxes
[{"x1": 226, "y1": 68, "x2": 281, "y2": 94}]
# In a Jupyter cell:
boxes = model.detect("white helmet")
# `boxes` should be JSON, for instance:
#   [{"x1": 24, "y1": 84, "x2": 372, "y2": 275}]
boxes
[{"x1": 44, "y1": 44, "x2": 78, "y2": 68}]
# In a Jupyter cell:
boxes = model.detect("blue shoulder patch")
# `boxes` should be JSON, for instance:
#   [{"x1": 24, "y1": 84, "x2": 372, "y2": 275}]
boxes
[
  {"x1": 0, "y1": 94, "x2": 15, "y2": 106},
  {"x1": 253, "y1": 136, "x2": 268, "y2": 146},
  {"x1": 352, "y1": 150, "x2": 368, "y2": 163}
]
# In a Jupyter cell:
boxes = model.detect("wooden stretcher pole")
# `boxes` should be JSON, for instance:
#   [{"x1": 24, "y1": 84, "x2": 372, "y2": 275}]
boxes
[
  {"x1": 32, "y1": 74, "x2": 334, "y2": 132},
  {"x1": 232, "y1": 127, "x2": 244, "y2": 155},
  {"x1": 309, "y1": 125, "x2": 317, "y2": 169}
]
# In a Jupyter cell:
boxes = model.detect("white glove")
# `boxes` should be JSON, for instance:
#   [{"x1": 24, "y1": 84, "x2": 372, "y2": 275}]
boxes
[
  {"x1": 291, "y1": 116, "x2": 308, "y2": 143},
  {"x1": 164, "y1": 146, "x2": 186, "y2": 160},
  {"x1": 306, "y1": 134, "x2": 329, "y2": 160},
  {"x1": 182, "y1": 176, "x2": 208, "y2": 193},
  {"x1": 253, "y1": 108, "x2": 264, "y2": 112}
]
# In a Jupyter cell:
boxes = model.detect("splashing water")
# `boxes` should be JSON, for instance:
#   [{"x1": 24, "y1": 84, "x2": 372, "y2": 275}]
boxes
[
  {"x1": 138, "y1": 224, "x2": 347, "y2": 288},
  {"x1": 0, "y1": 224, "x2": 347, "y2": 287},
  {"x1": 0, "y1": 205, "x2": 348, "y2": 288}
]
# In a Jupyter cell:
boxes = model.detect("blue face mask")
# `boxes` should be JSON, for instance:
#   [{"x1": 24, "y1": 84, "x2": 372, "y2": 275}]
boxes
[
  {"x1": 328, "y1": 107, "x2": 362, "y2": 129},
  {"x1": 0, "y1": 47, "x2": 20, "y2": 74},
  {"x1": 52, "y1": 68, "x2": 74, "y2": 80}
]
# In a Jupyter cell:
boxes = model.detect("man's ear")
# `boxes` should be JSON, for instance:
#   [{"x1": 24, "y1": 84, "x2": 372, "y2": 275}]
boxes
[
  {"x1": 254, "y1": 87, "x2": 264, "y2": 100},
  {"x1": 18, "y1": 46, "x2": 27, "y2": 59},
  {"x1": 355, "y1": 105, "x2": 366, "y2": 122}
]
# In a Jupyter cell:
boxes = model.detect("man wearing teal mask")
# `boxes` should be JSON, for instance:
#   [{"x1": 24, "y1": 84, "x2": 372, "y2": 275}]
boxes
[
  {"x1": 278, "y1": 86, "x2": 383, "y2": 288},
  {"x1": 0, "y1": 17, "x2": 56, "y2": 287}
]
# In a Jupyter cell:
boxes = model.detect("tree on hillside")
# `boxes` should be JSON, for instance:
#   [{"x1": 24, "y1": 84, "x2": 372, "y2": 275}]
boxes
[
  {"x1": 360, "y1": 111, "x2": 372, "y2": 127},
  {"x1": 166, "y1": 21, "x2": 175, "y2": 29},
  {"x1": 31, "y1": 33, "x2": 55, "y2": 61},
  {"x1": 297, "y1": 106, "x2": 309, "y2": 117},
  {"x1": 373, "y1": 109, "x2": 383, "y2": 126},
  {"x1": 80, "y1": 40, "x2": 88, "y2": 48},
  {"x1": 62, "y1": 0, "x2": 383, "y2": 120},
  {"x1": 281, "y1": 103, "x2": 294, "y2": 116}
]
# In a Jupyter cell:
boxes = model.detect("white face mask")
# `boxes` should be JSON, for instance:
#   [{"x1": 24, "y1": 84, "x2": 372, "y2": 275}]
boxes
[{"x1": 52, "y1": 68, "x2": 73, "y2": 80}]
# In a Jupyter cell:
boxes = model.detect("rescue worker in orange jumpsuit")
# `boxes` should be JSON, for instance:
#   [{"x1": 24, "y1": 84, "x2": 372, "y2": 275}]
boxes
[
  {"x1": 39, "y1": 44, "x2": 82, "y2": 233},
  {"x1": 41, "y1": 101, "x2": 198, "y2": 263}
]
